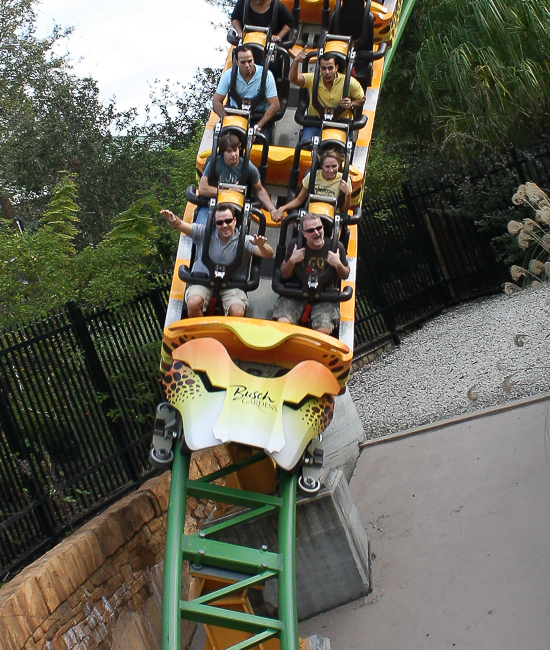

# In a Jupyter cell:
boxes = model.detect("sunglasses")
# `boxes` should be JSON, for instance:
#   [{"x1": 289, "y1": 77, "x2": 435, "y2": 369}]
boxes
[
  {"x1": 302, "y1": 225, "x2": 324, "y2": 234},
  {"x1": 215, "y1": 217, "x2": 235, "y2": 226}
]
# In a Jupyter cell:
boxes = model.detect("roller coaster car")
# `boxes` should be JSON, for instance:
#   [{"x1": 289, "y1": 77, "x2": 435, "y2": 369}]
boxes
[
  {"x1": 156, "y1": 314, "x2": 351, "y2": 473},
  {"x1": 294, "y1": 34, "x2": 368, "y2": 133}
]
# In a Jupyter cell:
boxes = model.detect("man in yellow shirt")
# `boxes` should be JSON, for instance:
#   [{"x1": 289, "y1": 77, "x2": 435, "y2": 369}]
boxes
[{"x1": 289, "y1": 47, "x2": 365, "y2": 142}]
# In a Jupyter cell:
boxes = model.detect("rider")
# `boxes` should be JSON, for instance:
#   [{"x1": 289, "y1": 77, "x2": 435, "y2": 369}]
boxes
[
  {"x1": 272, "y1": 212, "x2": 349, "y2": 334},
  {"x1": 161, "y1": 203, "x2": 274, "y2": 317},
  {"x1": 231, "y1": 0, "x2": 295, "y2": 44},
  {"x1": 272, "y1": 149, "x2": 352, "y2": 221},
  {"x1": 213, "y1": 45, "x2": 280, "y2": 142},
  {"x1": 195, "y1": 132, "x2": 278, "y2": 224},
  {"x1": 290, "y1": 48, "x2": 365, "y2": 142}
]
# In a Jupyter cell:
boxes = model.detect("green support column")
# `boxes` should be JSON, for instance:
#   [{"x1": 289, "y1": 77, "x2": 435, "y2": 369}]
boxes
[
  {"x1": 278, "y1": 471, "x2": 299, "y2": 650},
  {"x1": 160, "y1": 450, "x2": 300, "y2": 650},
  {"x1": 161, "y1": 441, "x2": 189, "y2": 650}
]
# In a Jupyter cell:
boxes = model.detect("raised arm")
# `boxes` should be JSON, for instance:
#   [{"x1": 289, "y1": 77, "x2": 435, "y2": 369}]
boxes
[
  {"x1": 289, "y1": 47, "x2": 307, "y2": 87},
  {"x1": 250, "y1": 234, "x2": 274, "y2": 259},
  {"x1": 161, "y1": 210, "x2": 193, "y2": 237}
]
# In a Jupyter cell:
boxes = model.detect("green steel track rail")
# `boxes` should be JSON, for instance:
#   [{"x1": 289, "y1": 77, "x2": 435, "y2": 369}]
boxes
[
  {"x1": 381, "y1": 0, "x2": 419, "y2": 87},
  {"x1": 161, "y1": 440, "x2": 298, "y2": 650}
]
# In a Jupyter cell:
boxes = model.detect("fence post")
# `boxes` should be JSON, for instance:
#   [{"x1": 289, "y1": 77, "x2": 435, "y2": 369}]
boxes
[
  {"x1": 402, "y1": 183, "x2": 456, "y2": 302},
  {"x1": 149, "y1": 284, "x2": 169, "y2": 326},
  {"x1": 357, "y1": 215, "x2": 402, "y2": 345},
  {"x1": 65, "y1": 301, "x2": 141, "y2": 483},
  {"x1": 509, "y1": 147, "x2": 528, "y2": 185}
]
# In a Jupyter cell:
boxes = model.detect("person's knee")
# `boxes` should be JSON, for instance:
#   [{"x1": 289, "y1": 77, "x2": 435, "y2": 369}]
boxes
[
  {"x1": 316, "y1": 326, "x2": 331, "y2": 334},
  {"x1": 187, "y1": 295, "x2": 204, "y2": 315},
  {"x1": 228, "y1": 303, "x2": 245, "y2": 317}
]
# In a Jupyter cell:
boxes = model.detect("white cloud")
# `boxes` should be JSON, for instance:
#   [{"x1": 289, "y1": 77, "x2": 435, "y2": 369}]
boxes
[{"x1": 36, "y1": 0, "x2": 229, "y2": 114}]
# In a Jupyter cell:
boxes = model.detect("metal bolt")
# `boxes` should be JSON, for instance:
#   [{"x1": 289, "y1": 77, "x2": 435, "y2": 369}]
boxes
[
  {"x1": 262, "y1": 563, "x2": 268, "y2": 568},
  {"x1": 199, "y1": 532, "x2": 205, "y2": 538},
  {"x1": 261, "y1": 544, "x2": 268, "y2": 551},
  {"x1": 198, "y1": 549, "x2": 205, "y2": 556}
]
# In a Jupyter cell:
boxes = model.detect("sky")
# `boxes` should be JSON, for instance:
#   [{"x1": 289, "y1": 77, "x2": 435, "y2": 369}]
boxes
[{"x1": 35, "y1": 0, "x2": 230, "y2": 117}]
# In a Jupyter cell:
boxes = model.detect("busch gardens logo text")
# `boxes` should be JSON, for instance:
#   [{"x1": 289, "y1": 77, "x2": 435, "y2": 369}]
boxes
[{"x1": 230, "y1": 385, "x2": 277, "y2": 412}]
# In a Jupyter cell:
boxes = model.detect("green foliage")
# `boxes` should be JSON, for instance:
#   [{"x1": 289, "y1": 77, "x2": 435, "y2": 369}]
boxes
[
  {"x1": 0, "y1": 137, "x2": 202, "y2": 327},
  {"x1": 0, "y1": 0, "x2": 211, "y2": 325},
  {"x1": 0, "y1": 223, "x2": 76, "y2": 323},
  {"x1": 416, "y1": 0, "x2": 550, "y2": 154},
  {"x1": 373, "y1": 0, "x2": 550, "y2": 183},
  {"x1": 364, "y1": 135, "x2": 409, "y2": 202},
  {"x1": 41, "y1": 172, "x2": 80, "y2": 250}
]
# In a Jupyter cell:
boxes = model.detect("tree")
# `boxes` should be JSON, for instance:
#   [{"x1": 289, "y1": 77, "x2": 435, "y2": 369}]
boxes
[
  {"x1": 0, "y1": 139, "x2": 201, "y2": 327},
  {"x1": 0, "y1": 0, "x2": 69, "y2": 224},
  {"x1": 1, "y1": 0, "x2": 160, "y2": 242},
  {"x1": 145, "y1": 67, "x2": 222, "y2": 149},
  {"x1": 0, "y1": 173, "x2": 80, "y2": 323},
  {"x1": 203, "y1": 0, "x2": 236, "y2": 16},
  {"x1": 41, "y1": 172, "x2": 80, "y2": 250},
  {"x1": 366, "y1": 0, "x2": 550, "y2": 195}
]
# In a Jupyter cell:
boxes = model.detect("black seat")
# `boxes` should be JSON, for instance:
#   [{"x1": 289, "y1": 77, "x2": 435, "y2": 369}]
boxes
[{"x1": 329, "y1": 0, "x2": 387, "y2": 89}]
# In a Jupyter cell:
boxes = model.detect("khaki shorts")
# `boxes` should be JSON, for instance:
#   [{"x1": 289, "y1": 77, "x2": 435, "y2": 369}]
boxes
[
  {"x1": 185, "y1": 284, "x2": 249, "y2": 315},
  {"x1": 272, "y1": 296, "x2": 340, "y2": 332}
]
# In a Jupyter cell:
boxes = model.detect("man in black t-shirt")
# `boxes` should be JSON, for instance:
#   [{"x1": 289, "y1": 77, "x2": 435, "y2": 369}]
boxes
[
  {"x1": 231, "y1": 0, "x2": 295, "y2": 43},
  {"x1": 273, "y1": 213, "x2": 349, "y2": 334}
]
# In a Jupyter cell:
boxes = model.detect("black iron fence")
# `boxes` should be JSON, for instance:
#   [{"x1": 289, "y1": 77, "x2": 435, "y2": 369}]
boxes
[
  {"x1": 0, "y1": 286, "x2": 169, "y2": 580},
  {"x1": 354, "y1": 143, "x2": 550, "y2": 353},
  {"x1": 2, "y1": 144, "x2": 550, "y2": 580}
]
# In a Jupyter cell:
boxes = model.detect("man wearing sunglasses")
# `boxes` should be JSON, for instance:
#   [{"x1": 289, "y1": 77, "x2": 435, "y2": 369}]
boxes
[
  {"x1": 273, "y1": 213, "x2": 349, "y2": 334},
  {"x1": 161, "y1": 203, "x2": 273, "y2": 318}
]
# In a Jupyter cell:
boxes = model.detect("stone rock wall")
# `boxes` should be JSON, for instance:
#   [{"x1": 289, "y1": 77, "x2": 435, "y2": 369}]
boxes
[{"x1": 0, "y1": 447, "x2": 230, "y2": 650}]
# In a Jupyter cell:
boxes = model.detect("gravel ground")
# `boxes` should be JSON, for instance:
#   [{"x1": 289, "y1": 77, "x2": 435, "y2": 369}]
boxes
[{"x1": 348, "y1": 284, "x2": 550, "y2": 439}]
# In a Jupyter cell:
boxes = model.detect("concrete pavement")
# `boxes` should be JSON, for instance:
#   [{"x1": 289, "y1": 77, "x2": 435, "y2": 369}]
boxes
[{"x1": 298, "y1": 395, "x2": 550, "y2": 650}]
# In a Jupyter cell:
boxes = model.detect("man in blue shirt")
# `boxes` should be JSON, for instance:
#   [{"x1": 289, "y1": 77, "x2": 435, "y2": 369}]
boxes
[{"x1": 213, "y1": 45, "x2": 280, "y2": 142}]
